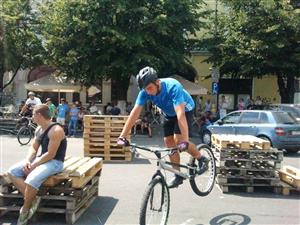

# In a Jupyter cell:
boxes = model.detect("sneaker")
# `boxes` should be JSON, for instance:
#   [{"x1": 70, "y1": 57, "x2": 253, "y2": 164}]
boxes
[
  {"x1": 27, "y1": 196, "x2": 41, "y2": 220},
  {"x1": 198, "y1": 156, "x2": 210, "y2": 175},
  {"x1": 167, "y1": 175, "x2": 184, "y2": 188},
  {"x1": 17, "y1": 208, "x2": 29, "y2": 225}
]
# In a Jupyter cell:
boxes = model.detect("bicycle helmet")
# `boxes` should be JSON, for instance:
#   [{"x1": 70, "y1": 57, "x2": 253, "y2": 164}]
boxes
[{"x1": 136, "y1": 66, "x2": 158, "y2": 89}]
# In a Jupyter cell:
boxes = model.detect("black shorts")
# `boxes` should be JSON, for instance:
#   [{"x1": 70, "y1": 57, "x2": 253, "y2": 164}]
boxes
[{"x1": 163, "y1": 111, "x2": 194, "y2": 137}]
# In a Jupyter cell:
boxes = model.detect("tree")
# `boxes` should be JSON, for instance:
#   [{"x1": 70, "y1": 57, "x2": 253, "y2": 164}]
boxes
[
  {"x1": 0, "y1": 0, "x2": 44, "y2": 93},
  {"x1": 38, "y1": 0, "x2": 207, "y2": 99},
  {"x1": 202, "y1": 0, "x2": 300, "y2": 103}
]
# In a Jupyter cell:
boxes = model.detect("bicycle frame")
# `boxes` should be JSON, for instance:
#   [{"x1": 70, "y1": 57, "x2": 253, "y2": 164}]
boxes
[{"x1": 131, "y1": 144, "x2": 197, "y2": 181}]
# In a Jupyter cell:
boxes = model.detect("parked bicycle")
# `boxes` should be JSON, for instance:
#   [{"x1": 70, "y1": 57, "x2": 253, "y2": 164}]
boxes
[
  {"x1": 129, "y1": 143, "x2": 216, "y2": 225},
  {"x1": 17, "y1": 117, "x2": 37, "y2": 145}
]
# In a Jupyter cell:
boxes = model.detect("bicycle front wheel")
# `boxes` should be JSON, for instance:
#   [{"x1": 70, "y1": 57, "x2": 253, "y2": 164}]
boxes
[
  {"x1": 189, "y1": 144, "x2": 216, "y2": 196},
  {"x1": 139, "y1": 176, "x2": 170, "y2": 225},
  {"x1": 17, "y1": 126, "x2": 32, "y2": 145}
]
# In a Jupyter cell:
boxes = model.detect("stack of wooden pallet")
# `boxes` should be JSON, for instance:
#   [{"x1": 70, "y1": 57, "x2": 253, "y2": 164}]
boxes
[
  {"x1": 278, "y1": 166, "x2": 300, "y2": 195},
  {"x1": 83, "y1": 115, "x2": 131, "y2": 161},
  {"x1": 212, "y1": 134, "x2": 283, "y2": 193},
  {"x1": 0, "y1": 156, "x2": 103, "y2": 224}
]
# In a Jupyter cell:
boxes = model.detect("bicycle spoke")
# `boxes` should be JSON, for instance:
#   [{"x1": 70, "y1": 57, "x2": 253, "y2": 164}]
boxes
[
  {"x1": 189, "y1": 144, "x2": 216, "y2": 196},
  {"x1": 140, "y1": 177, "x2": 169, "y2": 225}
]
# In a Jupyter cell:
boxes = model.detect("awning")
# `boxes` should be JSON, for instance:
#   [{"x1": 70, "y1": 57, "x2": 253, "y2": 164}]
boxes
[
  {"x1": 24, "y1": 73, "x2": 82, "y2": 92},
  {"x1": 171, "y1": 75, "x2": 207, "y2": 95}
]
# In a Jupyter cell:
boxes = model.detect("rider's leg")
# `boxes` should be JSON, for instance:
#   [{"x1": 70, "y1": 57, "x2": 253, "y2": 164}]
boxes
[
  {"x1": 164, "y1": 135, "x2": 180, "y2": 171},
  {"x1": 174, "y1": 134, "x2": 201, "y2": 159}
]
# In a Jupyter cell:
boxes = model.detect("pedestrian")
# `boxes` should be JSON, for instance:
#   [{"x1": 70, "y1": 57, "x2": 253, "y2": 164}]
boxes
[
  {"x1": 218, "y1": 95, "x2": 228, "y2": 119},
  {"x1": 7, "y1": 104, "x2": 66, "y2": 225},
  {"x1": 111, "y1": 103, "x2": 121, "y2": 115},
  {"x1": 238, "y1": 98, "x2": 245, "y2": 110},
  {"x1": 117, "y1": 66, "x2": 209, "y2": 188},
  {"x1": 56, "y1": 98, "x2": 69, "y2": 126},
  {"x1": 45, "y1": 98, "x2": 56, "y2": 121},
  {"x1": 204, "y1": 99, "x2": 211, "y2": 112},
  {"x1": 68, "y1": 103, "x2": 79, "y2": 137}
]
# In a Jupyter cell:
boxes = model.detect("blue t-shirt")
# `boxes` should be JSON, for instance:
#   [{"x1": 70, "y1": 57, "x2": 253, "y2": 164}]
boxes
[
  {"x1": 57, "y1": 104, "x2": 69, "y2": 118},
  {"x1": 70, "y1": 107, "x2": 79, "y2": 120},
  {"x1": 135, "y1": 78, "x2": 195, "y2": 117}
]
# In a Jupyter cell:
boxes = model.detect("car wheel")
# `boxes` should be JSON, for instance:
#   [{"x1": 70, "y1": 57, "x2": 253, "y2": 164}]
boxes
[{"x1": 202, "y1": 130, "x2": 211, "y2": 146}]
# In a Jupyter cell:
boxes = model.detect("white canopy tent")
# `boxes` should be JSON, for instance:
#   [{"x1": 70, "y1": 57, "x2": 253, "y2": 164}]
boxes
[
  {"x1": 25, "y1": 74, "x2": 82, "y2": 93},
  {"x1": 171, "y1": 75, "x2": 207, "y2": 95},
  {"x1": 24, "y1": 73, "x2": 83, "y2": 101}
]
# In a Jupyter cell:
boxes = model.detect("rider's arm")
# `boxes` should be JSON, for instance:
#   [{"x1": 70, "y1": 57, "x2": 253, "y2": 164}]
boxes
[
  {"x1": 31, "y1": 125, "x2": 65, "y2": 168},
  {"x1": 120, "y1": 105, "x2": 143, "y2": 138},
  {"x1": 174, "y1": 103, "x2": 189, "y2": 142}
]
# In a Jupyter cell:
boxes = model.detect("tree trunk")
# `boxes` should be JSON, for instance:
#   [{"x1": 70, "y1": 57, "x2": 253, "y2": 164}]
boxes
[
  {"x1": 277, "y1": 74, "x2": 295, "y2": 103},
  {"x1": 0, "y1": 72, "x2": 3, "y2": 91},
  {"x1": 111, "y1": 75, "x2": 131, "y2": 101},
  {"x1": 0, "y1": 65, "x2": 21, "y2": 92}
]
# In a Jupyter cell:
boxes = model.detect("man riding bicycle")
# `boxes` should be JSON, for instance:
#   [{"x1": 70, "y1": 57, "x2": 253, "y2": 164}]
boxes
[{"x1": 118, "y1": 66, "x2": 209, "y2": 188}]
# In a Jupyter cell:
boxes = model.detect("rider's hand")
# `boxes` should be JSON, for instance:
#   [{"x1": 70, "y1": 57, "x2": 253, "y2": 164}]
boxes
[
  {"x1": 177, "y1": 141, "x2": 189, "y2": 152},
  {"x1": 117, "y1": 137, "x2": 130, "y2": 146}
]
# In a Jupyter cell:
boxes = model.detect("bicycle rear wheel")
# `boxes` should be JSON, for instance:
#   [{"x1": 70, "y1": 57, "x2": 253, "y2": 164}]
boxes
[
  {"x1": 189, "y1": 144, "x2": 216, "y2": 196},
  {"x1": 139, "y1": 176, "x2": 170, "y2": 225},
  {"x1": 17, "y1": 126, "x2": 32, "y2": 145}
]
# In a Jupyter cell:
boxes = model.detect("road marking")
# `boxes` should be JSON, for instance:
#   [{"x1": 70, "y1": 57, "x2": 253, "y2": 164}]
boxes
[{"x1": 179, "y1": 218, "x2": 194, "y2": 225}]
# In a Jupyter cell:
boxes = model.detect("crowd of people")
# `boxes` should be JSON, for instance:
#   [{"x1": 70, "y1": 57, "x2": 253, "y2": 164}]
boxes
[{"x1": 17, "y1": 92, "x2": 126, "y2": 137}]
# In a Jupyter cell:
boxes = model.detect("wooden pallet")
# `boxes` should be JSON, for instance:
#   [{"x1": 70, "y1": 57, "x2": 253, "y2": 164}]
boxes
[
  {"x1": 218, "y1": 167, "x2": 278, "y2": 177},
  {"x1": 212, "y1": 134, "x2": 271, "y2": 150},
  {"x1": 43, "y1": 157, "x2": 102, "y2": 188},
  {"x1": 83, "y1": 115, "x2": 128, "y2": 130},
  {"x1": 0, "y1": 175, "x2": 99, "y2": 224},
  {"x1": 213, "y1": 148, "x2": 283, "y2": 161},
  {"x1": 84, "y1": 153, "x2": 132, "y2": 162},
  {"x1": 278, "y1": 166, "x2": 300, "y2": 189},
  {"x1": 279, "y1": 181, "x2": 300, "y2": 196},
  {"x1": 218, "y1": 184, "x2": 281, "y2": 193},
  {"x1": 217, "y1": 174, "x2": 280, "y2": 186},
  {"x1": 217, "y1": 159, "x2": 282, "y2": 170}
]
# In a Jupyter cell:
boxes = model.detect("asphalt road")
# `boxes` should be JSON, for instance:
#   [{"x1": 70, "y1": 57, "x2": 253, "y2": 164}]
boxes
[{"x1": 0, "y1": 127, "x2": 299, "y2": 225}]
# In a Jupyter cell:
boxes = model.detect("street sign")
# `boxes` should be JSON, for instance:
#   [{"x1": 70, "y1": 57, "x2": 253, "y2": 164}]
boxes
[{"x1": 212, "y1": 82, "x2": 219, "y2": 95}]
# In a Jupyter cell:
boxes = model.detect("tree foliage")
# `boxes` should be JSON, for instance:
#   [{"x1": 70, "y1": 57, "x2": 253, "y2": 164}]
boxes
[
  {"x1": 202, "y1": 0, "x2": 300, "y2": 103},
  {"x1": 0, "y1": 0, "x2": 44, "y2": 91},
  {"x1": 38, "y1": 0, "x2": 206, "y2": 90}
]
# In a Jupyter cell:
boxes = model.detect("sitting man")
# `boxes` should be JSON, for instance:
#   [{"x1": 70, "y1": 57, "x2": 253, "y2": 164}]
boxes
[
  {"x1": 133, "y1": 112, "x2": 152, "y2": 137},
  {"x1": 7, "y1": 104, "x2": 67, "y2": 225}
]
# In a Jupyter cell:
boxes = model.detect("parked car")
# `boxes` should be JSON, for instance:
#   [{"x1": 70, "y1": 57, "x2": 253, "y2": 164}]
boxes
[{"x1": 202, "y1": 110, "x2": 300, "y2": 153}]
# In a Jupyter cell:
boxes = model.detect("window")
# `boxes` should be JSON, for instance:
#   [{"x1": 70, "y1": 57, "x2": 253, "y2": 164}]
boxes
[
  {"x1": 260, "y1": 113, "x2": 269, "y2": 123},
  {"x1": 240, "y1": 112, "x2": 260, "y2": 123},
  {"x1": 272, "y1": 112, "x2": 297, "y2": 124},
  {"x1": 222, "y1": 112, "x2": 241, "y2": 124}
]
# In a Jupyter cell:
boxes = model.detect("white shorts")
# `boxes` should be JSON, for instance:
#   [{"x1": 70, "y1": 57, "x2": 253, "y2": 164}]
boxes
[{"x1": 57, "y1": 117, "x2": 66, "y2": 125}]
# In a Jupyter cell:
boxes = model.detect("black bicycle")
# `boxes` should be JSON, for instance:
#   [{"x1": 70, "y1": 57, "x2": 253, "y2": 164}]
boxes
[
  {"x1": 17, "y1": 117, "x2": 37, "y2": 145},
  {"x1": 129, "y1": 143, "x2": 216, "y2": 225}
]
